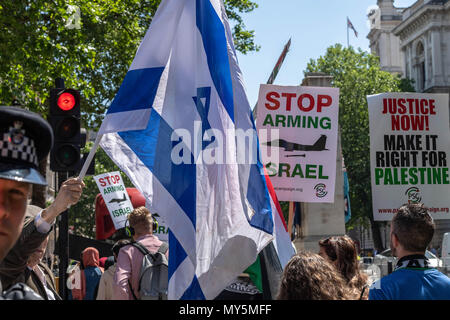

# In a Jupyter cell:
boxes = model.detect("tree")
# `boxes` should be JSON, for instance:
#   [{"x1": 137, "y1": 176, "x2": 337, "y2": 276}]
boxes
[
  {"x1": 0, "y1": 0, "x2": 259, "y2": 129},
  {"x1": 305, "y1": 44, "x2": 414, "y2": 251}
]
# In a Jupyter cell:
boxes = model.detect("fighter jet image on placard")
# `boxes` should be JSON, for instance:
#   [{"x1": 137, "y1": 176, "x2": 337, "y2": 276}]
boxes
[
  {"x1": 263, "y1": 135, "x2": 328, "y2": 152},
  {"x1": 109, "y1": 193, "x2": 127, "y2": 204}
]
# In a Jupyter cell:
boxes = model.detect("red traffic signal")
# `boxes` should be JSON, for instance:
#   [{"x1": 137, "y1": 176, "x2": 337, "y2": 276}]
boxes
[
  {"x1": 49, "y1": 87, "x2": 81, "y2": 172},
  {"x1": 50, "y1": 89, "x2": 80, "y2": 115},
  {"x1": 57, "y1": 92, "x2": 76, "y2": 111}
]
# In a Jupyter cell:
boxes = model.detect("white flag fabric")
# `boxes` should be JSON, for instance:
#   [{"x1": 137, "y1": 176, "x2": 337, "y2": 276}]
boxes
[{"x1": 99, "y1": 0, "x2": 275, "y2": 299}]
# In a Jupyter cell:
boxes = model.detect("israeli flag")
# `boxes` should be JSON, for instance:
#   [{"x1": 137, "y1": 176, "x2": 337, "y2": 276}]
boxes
[{"x1": 98, "y1": 0, "x2": 274, "y2": 299}]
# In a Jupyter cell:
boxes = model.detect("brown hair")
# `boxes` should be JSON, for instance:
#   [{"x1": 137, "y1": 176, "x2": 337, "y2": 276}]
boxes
[
  {"x1": 319, "y1": 235, "x2": 368, "y2": 298},
  {"x1": 277, "y1": 251, "x2": 357, "y2": 300},
  {"x1": 128, "y1": 206, "x2": 153, "y2": 233},
  {"x1": 392, "y1": 203, "x2": 434, "y2": 252}
]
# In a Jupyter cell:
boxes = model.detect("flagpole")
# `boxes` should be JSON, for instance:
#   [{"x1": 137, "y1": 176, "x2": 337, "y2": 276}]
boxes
[
  {"x1": 78, "y1": 133, "x2": 103, "y2": 180},
  {"x1": 252, "y1": 37, "x2": 291, "y2": 119},
  {"x1": 288, "y1": 201, "x2": 294, "y2": 240},
  {"x1": 347, "y1": 17, "x2": 349, "y2": 47}
]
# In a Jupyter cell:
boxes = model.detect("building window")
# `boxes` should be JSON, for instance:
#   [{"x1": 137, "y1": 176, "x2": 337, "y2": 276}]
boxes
[
  {"x1": 416, "y1": 41, "x2": 424, "y2": 56},
  {"x1": 420, "y1": 61, "x2": 426, "y2": 90},
  {"x1": 415, "y1": 41, "x2": 425, "y2": 92}
]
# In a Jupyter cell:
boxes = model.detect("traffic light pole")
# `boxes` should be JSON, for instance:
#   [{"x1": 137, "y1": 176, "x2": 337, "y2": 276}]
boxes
[
  {"x1": 57, "y1": 171, "x2": 69, "y2": 300},
  {"x1": 50, "y1": 77, "x2": 84, "y2": 299}
]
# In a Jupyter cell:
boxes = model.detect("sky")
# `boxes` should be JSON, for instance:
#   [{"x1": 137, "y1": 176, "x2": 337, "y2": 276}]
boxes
[{"x1": 235, "y1": 0, "x2": 417, "y2": 108}]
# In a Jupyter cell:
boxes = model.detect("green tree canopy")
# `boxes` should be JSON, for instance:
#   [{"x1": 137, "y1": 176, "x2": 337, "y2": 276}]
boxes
[
  {"x1": 305, "y1": 44, "x2": 414, "y2": 250},
  {"x1": 0, "y1": 0, "x2": 259, "y2": 128}
]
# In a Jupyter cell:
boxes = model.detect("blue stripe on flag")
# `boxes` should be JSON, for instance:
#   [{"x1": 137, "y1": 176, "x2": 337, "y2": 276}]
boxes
[
  {"x1": 169, "y1": 231, "x2": 206, "y2": 299},
  {"x1": 246, "y1": 110, "x2": 274, "y2": 234},
  {"x1": 107, "y1": 67, "x2": 165, "y2": 114},
  {"x1": 196, "y1": 0, "x2": 234, "y2": 122},
  {"x1": 247, "y1": 164, "x2": 273, "y2": 233},
  {"x1": 168, "y1": 230, "x2": 187, "y2": 281},
  {"x1": 118, "y1": 110, "x2": 197, "y2": 228},
  {"x1": 181, "y1": 276, "x2": 206, "y2": 300}
]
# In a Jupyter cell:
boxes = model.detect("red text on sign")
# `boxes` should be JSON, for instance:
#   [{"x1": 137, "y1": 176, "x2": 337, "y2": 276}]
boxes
[
  {"x1": 265, "y1": 91, "x2": 333, "y2": 112},
  {"x1": 99, "y1": 175, "x2": 121, "y2": 187},
  {"x1": 382, "y1": 98, "x2": 436, "y2": 131}
]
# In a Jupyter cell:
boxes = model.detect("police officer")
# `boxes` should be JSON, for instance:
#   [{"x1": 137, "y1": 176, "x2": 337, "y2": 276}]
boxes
[{"x1": 0, "y1": 106, "x2": 84, "y2": 299}]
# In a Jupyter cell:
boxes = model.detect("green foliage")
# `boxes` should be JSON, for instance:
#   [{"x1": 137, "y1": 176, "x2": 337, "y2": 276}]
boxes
[
  {"x1": 280, "y1": 201, "x2": 290, "y2": 225},
  {"x1": 224, "y1": 0, "x2": 260, "y2": 53},
  {"x1": 0, "y1": 0, "x2": 259, "y2": 128},
  {"x1": 397, "y1": 76, "x2": 415, "y2": 92},
  {"x1": 69, "y1": 141, "x2": 134, "y2": 238},
  {"x1": 305, "y1": 44, "x2": 404, "y2": 231}
]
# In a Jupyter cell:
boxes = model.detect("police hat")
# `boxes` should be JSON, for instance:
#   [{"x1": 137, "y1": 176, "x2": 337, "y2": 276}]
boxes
[{"x1": 0, "y1": 106, "x2": 53, "y2": 185}]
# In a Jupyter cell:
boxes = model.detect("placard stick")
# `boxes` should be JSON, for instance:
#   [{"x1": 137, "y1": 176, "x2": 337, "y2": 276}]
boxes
[
  {"x1": 78, "y1": 133, "x2": 103, "y2": 180},
  {"x1": 288, "y1": 201, "x2": 294, "y2": 239}
]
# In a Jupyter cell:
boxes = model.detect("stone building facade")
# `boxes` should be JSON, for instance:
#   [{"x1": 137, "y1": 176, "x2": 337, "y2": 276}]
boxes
[
  {"x1": 393, "y1": 0, "x2": 450, "y2": 95},
  {"x1": 367, "y1": 0, "x2": 405, "y2": 74},
  {"x1": 368, "y1": 0, "x2": 450, "y2": 96}
]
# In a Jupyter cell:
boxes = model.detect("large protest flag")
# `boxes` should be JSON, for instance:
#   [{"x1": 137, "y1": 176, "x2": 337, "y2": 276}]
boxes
[{"x1": 94, "y1": 0, "x2": 275, "y2": 299}]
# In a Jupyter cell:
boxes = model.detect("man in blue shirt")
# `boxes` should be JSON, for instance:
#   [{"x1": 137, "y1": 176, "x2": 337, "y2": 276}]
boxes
[{"x1": 369, "y1": 203, "x2": 450, "y2": 300}]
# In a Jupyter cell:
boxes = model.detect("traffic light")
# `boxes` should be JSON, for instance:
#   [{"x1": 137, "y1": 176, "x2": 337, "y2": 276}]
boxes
[{"x1": 49, "y1": 86, "x2": 81, "y2": 172}]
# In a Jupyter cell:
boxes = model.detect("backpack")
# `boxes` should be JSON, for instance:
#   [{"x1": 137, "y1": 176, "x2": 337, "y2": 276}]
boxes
[{"x1": 128, "y1": 241, "x2": 169, "y2": 300}]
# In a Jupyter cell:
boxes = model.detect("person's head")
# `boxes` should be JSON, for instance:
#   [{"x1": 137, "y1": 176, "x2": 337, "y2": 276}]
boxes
[
  {"x1": 104, "y1": 256, "x2": 115, "y2": 271},
  {"x1": 318, "y1": 235, "x2": 362, "y2": 283},
  {"x1": 390, "y1": 203, "x2": 434, "y2": 258},
  {"x1": 112, "y1": 239, "x2": 131, "y2": 261},
  {"x1": 277, "y1": 251, "x2": 355, "y2": 300},
  {"x1": 81, "y1": 247, "x2": 100, "y2": 268},
  {"x1": 0, "y1": 106, "x2": 53, "y2": 262},
  {"x1": 27, "y1": 236, "x2": 49, "y2": 268},
  {"x1": 128, "y1": 206, "x2": 155, "y2": 239}
]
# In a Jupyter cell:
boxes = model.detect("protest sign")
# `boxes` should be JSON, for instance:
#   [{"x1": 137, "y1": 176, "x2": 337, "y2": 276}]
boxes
[
  {"x1": 256, "y1": 84, "x2": 340, "y2": 202},
  {"x1": 368, "y1": 93, "x2": 450, "y2": 220},
  {"x1": 94, "y1": 171, "x2": 134, "y2": 229}
]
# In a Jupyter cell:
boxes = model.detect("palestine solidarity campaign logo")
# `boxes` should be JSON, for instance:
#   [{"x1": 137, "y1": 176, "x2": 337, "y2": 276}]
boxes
[
  {"x1": 405, "y1": 187, "x2": 422, "y2": 204},
  {"x1": 314, "y1": 183, "x2": 328, "y2": 198}
]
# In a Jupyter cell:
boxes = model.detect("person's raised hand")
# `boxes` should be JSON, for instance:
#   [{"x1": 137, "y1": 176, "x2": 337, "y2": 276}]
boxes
[{"x1": 41, "y1": 178, "x2": 85, "y2": 224}]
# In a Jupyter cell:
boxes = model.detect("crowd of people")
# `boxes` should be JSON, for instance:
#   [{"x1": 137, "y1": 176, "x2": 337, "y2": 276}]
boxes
[
  {"x1": 67, "y1": 206, "x2": 168, "y2": 300},
  {"x1": 1, "y1": 105, "x2": 449, "y2": 300}
]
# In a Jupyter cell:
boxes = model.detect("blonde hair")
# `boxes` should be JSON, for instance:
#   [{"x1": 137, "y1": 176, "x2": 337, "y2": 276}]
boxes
[{"x1": 128, "y1": 206, "x2": 153, "y2": 233}]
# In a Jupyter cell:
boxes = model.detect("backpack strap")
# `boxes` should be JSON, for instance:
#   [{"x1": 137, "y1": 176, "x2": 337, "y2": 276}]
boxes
[
  {"x1": 131, "y1": 241, "x2": 168, "y2": 256},
  {"x1": 130, "y1": 241, "x2": 151, "y2": 256},
  {"x1": 158, "y1": 242, "x2": 169, "y2": 255},
  {"x1": 127, "y1": 242, "x2": 149, "y2": 300},
  {"x1": 128, "y1": 279, "x2": 138, "y2": 300}
]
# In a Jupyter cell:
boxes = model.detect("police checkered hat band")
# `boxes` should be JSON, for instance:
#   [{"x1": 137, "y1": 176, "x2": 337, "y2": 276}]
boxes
[
  {"x1": 0, "y1": 125, "x2": 39, "y2": 168},
  {"x1": 0, "y1": 106, "x2": 53, "y2": 185}
]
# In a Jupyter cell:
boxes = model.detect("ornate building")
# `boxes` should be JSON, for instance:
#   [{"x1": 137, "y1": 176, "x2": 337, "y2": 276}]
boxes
[
  {"x1": 368, "y1": 0, "x2": 450, "y2": 95},
  {"x1": 367, "y1": 0, "x2": 405, "y2": 74},
  {"x1": 393, "y1": 0, "x2": 450, "y2": 94}
]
